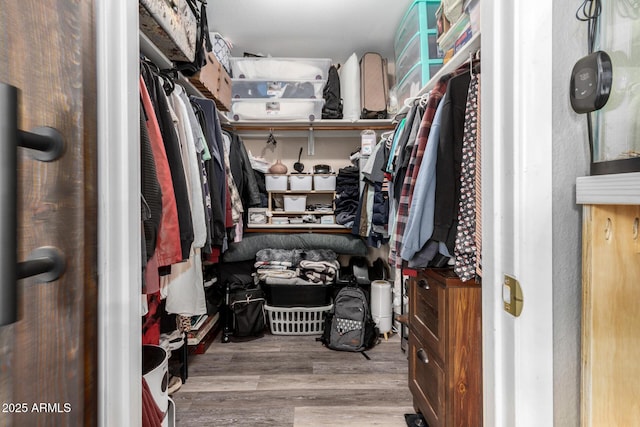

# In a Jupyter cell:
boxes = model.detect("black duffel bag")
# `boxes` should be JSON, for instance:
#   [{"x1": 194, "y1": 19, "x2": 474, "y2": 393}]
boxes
[{"x1": 229, "y1": 285, "x2": 266, "y2": 339}]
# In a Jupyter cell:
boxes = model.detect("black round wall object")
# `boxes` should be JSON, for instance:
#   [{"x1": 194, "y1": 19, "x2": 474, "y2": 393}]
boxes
[{"x1": 570, "y1": 50, "x2": 612, "y2": 114}]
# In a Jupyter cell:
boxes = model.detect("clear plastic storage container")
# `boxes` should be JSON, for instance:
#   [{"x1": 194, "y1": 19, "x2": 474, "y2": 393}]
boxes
[
  {"x1": 232, "y1": 79, "x2": 325, "y2": 99},
  {"x1": 395, "y1": 62, "x2": 443, "y2": 106},
  {"x1": 229, "y1": 57, "x2": 332, "y2": 81},
  {"x1": 395, "y1": 32, "x2": 442, "y2": 85},
  {"x1": 394, "y1": 0, "x2": 440, "y2": 57},
  {"x1": 230, "y1": 99, "x2": 324, "y2": 121}
]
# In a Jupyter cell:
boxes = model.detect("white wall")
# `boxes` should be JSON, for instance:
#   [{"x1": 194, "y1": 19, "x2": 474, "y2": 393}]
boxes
[{"x1": 552, "y1": 2, "x2": 589, "y2": 426}]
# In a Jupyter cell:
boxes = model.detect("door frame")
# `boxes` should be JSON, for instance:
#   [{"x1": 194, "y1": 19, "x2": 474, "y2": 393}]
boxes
[
  {"x1": 95, "y1": 1, "x2": 559, "y2": 425},
  {"x1": 482, "y1": 0, "x2": 555, "y2": 426},
  {"x1": 96, "y1": 1, "x2": 141, "y2": 426}
]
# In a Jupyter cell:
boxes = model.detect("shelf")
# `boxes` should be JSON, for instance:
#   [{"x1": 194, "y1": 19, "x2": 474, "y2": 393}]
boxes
[
  {"x1": 246, "y1": 224, "x2": 351, "y2": 232},
  {"x1": 139, "y1": 31, "x2": 231, "y2": 126},
  {"x1": 187, "y1": 312, "x2": 219, "y2": 346},
  {"x1": 394, "y1": 32, "x2": 481, "y2": 119},
  {"x1": 230, "y1": 118, "x2": 395, "y2": 131},
  {"x1": 576, "y1": 172, "x2": 640, "y2": 205},
  {"x1": 271, "y1": 210, "x2": 335, "y2": 215},
  {"x1": 269, "y1": 190, "x2": 336, "y2": 194}
]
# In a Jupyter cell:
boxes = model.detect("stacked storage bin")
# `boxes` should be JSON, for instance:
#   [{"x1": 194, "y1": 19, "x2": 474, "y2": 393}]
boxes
[
  {"x1": 229, "y1": 57, "x2": 331, "y2": 121},
  {"x1": 394, "y1": 0, "x2": 443, "y2": 106}
]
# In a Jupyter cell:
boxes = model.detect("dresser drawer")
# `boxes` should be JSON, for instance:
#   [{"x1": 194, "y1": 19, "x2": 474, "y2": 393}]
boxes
[
  {"x1": 408, "y1": 333, "x2": 445, "y2": 427},
  {"x1": 409, "y1": 274, "x2": 446, "y2": 363}
]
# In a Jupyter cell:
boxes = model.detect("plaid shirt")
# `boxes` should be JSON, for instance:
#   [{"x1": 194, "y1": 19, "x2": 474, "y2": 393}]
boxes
[{"x1": 390, "y1": 77, "x2": 449, "y2": 268}]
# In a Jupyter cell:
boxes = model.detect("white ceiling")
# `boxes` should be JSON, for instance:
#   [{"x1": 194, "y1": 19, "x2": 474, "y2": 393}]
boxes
[{"x1": 206, "y1": 0, "x2": 414, "y2": 65}]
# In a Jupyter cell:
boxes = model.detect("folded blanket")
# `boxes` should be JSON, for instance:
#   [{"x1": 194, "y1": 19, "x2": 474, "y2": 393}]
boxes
[
  {"x1": 255, "y1": 248, "x2": 338, "y2": 264},
  {"x1": 254, "y1": 260, "x2": 293, "y2": 268},
  {"x1": 298, "y1": 260, "x2": 340, "y2": 284},
  {"x1": 256, "y1": 269, "x2": 298, "y2": 282}
]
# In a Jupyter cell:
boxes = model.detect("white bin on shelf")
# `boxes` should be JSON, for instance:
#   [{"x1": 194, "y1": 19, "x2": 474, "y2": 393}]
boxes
[
  {"x1": 284, "y1": 195, "x2": 307, "y2": 212},
  {"x1": 230, "y1": 99, "x2": 324, "y2": 121},
  {"x1": 229, "y1": 57, "x2": 332, "y2": 81},
  {"x1": 265, "y1": 174, "x2": 288, "y2": 191},
  {"x1": 289, "y1": 174, "x2": 312, "y2": 191},
  {"x1": 313, "y1": 174, "x2": 336, "y2": 191}
]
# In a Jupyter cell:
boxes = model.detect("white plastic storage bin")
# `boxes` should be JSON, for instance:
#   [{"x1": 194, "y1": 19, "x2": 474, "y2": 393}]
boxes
[
  {"x1": 230, "y1": 99, "x2": 324, "y2": 121},
  {"x1": 232, "y1": 80, "x2": 324, "y2": 99},
  {"x1": 264, "y1": 304, "x2": 333, "y2": 335},
  {"x1": 283, "y1": 195, "x2": 307, "y2": 212},
  {"x1": 313, "y1": 174, "x2": 337, "y2": 191},
  {"x1": 265, "y1": 174, "x2": 288, "y2": 191},
  {"x1": 229, "y1": 57, "x2": 332, "y2": 81},
  {"x1": 289, "y1": 174, "x2": 312, "y2": 191}
]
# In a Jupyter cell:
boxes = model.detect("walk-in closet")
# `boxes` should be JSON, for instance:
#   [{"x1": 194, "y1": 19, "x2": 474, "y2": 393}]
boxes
[
  {"x1": 6, "y1": 1, "x2": 635, "y2": 426},
  {"x1": 136, "y1": 1, "x2": 482, "y2": 425}
]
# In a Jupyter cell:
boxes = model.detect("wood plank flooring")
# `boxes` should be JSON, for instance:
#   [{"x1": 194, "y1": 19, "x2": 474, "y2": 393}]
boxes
[{"x1": 173, "y1": 331, "x2": 413, "y2": 426}]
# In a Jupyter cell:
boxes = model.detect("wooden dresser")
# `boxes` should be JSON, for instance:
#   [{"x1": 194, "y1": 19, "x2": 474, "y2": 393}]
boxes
[{"x1": 408, "y1": 268, "x2": 482, "y2": 427}]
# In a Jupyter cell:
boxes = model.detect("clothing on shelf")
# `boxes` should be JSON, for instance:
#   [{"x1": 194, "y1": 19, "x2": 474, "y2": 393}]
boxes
[{"x1": 334, "y1": 165, "x2": 360, "y2": 227}]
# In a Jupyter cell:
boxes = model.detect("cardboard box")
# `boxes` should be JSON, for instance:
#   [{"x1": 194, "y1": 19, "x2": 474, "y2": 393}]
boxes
[
  {"x1": 189, "y1": 52, "x2": 232, "y2": 111},
  {"x1": 139, "y1": 0, "x2": 197, "y2": 62}
]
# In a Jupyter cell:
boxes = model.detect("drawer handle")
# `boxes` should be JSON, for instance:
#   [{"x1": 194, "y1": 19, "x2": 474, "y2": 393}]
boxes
[
  {"x1": 417, "y1": 348, "x2": 429, "y2": 364},
  {"x1": 418, "y1": 279, "x2": 430, "y2": 290}
]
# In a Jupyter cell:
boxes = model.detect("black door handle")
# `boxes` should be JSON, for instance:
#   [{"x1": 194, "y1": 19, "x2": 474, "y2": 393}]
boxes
[{"x1": 0, "y1": 83, "x2": 66, "y2": 326}]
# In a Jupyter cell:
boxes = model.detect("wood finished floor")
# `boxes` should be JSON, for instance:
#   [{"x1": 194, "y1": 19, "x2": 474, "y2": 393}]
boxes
[{"x1": 173, "y1": 331, "x2": 413, "y2": 426}]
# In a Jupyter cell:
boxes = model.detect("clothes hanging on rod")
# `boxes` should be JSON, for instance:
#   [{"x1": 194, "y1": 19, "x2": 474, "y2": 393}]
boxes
[
  {"x1": 139, "y1": 57, "x2": 261, "y2": 344},
  {"x1": 357, "y1": 59, "x2": 482, "y2": 282}
]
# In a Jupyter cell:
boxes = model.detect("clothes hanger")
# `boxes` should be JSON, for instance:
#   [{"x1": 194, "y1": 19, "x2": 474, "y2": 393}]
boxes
[
  {"x1": 403, "y1": 95, "x2": 422, "y2": 108},
  {"x1": 419, "y1": 92, "x2": 430, "y2": 108},
  {"x1": 380, "y1": 130, "x2": 394, "y2": 142},
  {"x1": 159, "y1": 68, "x2": 178, "y2": 95},
  {"x1": 266, "y1": 129, "x2": 277, "y2": 145}
]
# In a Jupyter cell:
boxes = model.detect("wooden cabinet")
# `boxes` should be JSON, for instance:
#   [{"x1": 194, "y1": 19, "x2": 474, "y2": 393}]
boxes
[
  {"x1": 581, "y1": 204, "x2": 640, "y2": 426},
  {"x1": 408, "y1": 268, "x2": 482, "y2": 427}
]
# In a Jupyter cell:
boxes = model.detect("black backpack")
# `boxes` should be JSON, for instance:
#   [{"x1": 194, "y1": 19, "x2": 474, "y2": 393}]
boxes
[
  {"x1": 322, "y1": 64, "x2": 343, "y2": 119},
  {"x1": 320, "y1": 284, "x2": 378, "y2": 353}
]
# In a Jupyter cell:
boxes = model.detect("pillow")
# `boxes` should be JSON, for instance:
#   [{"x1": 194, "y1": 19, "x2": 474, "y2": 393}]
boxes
[
  {"x1": 340, "y1": 53, "x2": 361, "y2": 121},
  {"x1": 223, "y1": 233, "x2": 367, "y2": 262}
]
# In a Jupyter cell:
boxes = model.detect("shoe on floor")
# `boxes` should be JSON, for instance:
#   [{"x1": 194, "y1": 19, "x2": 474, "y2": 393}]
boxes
[
  {"x1": 167, "y1": 375, "x2": 182, "y2": 395},
  {"x1": 160, "y1": 330, "x2": 185, "y2": 352}
]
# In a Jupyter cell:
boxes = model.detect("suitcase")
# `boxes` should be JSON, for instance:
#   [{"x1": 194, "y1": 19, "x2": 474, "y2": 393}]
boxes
[{"x1": 359, "y1": 52, "x2": 389, "y2": 119}]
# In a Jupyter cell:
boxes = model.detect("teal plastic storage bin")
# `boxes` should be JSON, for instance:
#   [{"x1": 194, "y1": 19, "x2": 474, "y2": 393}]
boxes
[
  {"x1": 394, "y1": 0, "x2": 441, "y2": 56},
  {"x1": 394, "y1": 0, "x2": 443, "y2": 90}
]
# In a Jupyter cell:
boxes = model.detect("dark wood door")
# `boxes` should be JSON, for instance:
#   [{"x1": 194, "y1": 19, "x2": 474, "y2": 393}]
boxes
[{"x1": 0, "y1": 1, "x2": 98, "y2": 426}]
